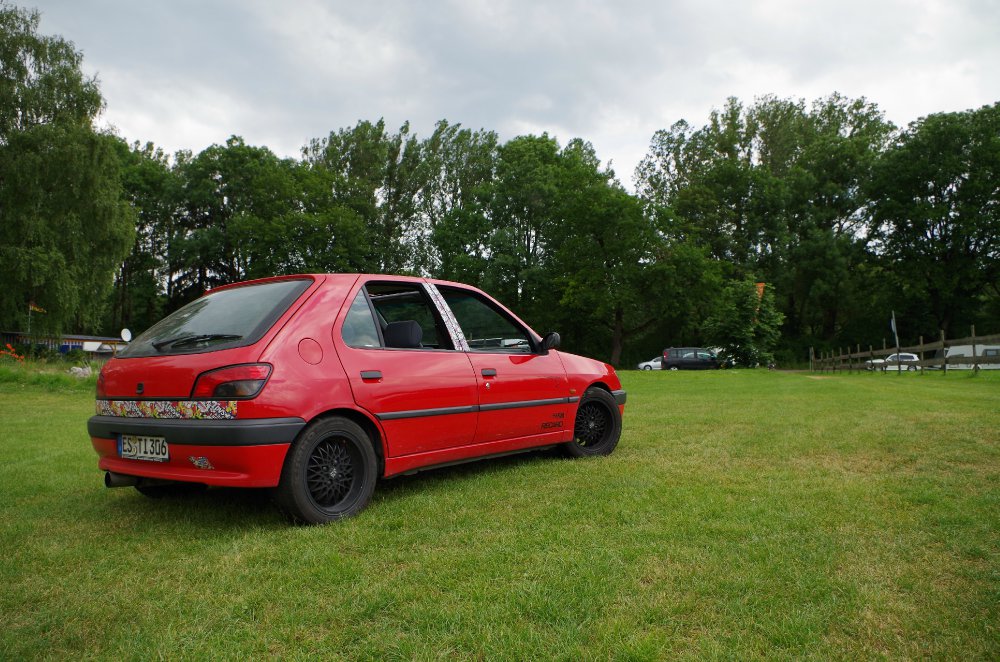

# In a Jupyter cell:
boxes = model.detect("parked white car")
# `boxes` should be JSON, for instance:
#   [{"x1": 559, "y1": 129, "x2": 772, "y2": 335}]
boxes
[
  {"x1": 883, "y1": 352, "x2": 919, "y2": 371},
  {"x1": 637, "y1": 356, "x2": 663, "y2": 370}
]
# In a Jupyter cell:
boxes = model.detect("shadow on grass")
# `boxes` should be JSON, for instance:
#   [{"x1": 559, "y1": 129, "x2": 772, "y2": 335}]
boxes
[
  {"x1": 96, "y1": 484, "x2": 284, "y2": 531},
  {"x1": 93, "y1": 447, "x2": 567, "y2": 528},
  {"x1": 376, "y1": 446, "x2": 564, "y2": 495}
]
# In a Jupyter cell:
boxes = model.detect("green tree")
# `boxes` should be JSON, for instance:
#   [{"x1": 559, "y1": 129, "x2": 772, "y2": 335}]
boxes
[
  {"x1": 704, "y1": 280, "x2": 784, "y2": 366},
  {"x1": 106, "y1": 140, "x2": 176, "y2": 334},
  {"x1": 287, "y1": 160, "x2": 369, "y2": 275},
  {"x1": 305, "y1": 119, "x2": 424, "y2": 274},
  {"x1": 480, "y1": 134, "x2": 563, "y2": 311},
  {"x1": 169, "y1": 137, "x2": 304, "y2": 304},
  {"x1": 428, "y1": 131, "x2": 719, "y2": 365},
  {"x1": 636, "y1": 94, "x2": 894, "y2": 357},
  {"x1": 0, "y1": 5, "x2": 133, "y2": 334},
  {"x1": 779, "y1": 95, "x2": 894, "y2": 347},
  {"x1": 0, "y1": 5, "x2": 102, "y2": 139},
  {"x1": 868, "y1": 103, "x2": 1000, "y2": 336},
  {"x1": 420, "y1": 120, "x2": 498, "y2": 275},
  {"x1": 548, "y1": 139, "x2": 719, "y2": 365}
]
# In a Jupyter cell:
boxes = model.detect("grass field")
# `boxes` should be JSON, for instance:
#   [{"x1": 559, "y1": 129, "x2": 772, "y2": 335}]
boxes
[{"x1": 1, "y1": 367, "x2": 998, "y2": 659}]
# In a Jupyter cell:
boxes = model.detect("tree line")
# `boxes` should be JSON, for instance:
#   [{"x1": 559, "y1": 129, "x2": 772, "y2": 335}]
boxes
[{"x1": 2, "y1": 4, "x2": 997, "y2": 366}]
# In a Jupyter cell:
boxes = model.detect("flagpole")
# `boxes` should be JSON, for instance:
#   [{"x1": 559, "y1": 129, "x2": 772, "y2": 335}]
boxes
[{"x1": 892, "y1": 310, "x2": 901, "y2": 376}]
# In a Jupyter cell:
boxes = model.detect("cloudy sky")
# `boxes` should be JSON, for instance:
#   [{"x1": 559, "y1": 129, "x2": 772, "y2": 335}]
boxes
[{"x1": 32, "y1": 0, "x2": 1000, "y2": 185}]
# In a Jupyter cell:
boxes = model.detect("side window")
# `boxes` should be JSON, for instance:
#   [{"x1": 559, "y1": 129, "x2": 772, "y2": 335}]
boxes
[
  {"x1": 342, "y1": 290, "x2": 381, "y2": 348},
  {"x1": 366, "y1": 282, "x2": 453, "y2": 350},
  {"x1": 439, "y1": 287, "x2": 533, "y2": 353}
]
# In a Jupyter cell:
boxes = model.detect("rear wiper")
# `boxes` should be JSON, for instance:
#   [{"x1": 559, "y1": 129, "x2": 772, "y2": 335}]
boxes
[{"x1": 152, "y1": 333, "x2": 242, "y2": 350}]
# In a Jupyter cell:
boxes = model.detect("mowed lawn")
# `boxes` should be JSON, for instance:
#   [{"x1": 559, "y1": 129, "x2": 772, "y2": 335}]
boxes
[{"x1": 1, "y1": 368, "x2": 998, "y2": 659}]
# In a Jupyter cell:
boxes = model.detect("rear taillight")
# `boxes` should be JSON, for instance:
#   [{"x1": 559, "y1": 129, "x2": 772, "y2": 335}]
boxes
[{"x1": 191, "y1": 364, "x2": 272, "y2": 399}]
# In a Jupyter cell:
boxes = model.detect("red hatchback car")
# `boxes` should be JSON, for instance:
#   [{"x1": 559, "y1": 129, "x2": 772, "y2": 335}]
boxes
[{"x1": 88, "y1": 274, "x2": 626, "y2": 523}]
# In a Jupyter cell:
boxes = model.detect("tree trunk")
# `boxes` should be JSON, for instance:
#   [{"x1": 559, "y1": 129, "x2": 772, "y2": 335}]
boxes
[{"x1": 609, "y1": 305, "x2": 624, "y2": 367}]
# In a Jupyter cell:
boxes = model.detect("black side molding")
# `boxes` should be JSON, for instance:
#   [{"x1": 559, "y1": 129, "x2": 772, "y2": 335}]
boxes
[
  {"x1": 375, "y1": 396, "x2": 580, "y2": 421},
  {"x1": 612, "y1": 390, "x2": 627, "y2": 406}
]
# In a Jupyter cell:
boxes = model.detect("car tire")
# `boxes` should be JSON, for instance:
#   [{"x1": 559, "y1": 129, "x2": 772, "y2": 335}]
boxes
[
  {"x1": 562, "y1": 388, "x2": 622, "y2": 458},
  {"x1": 642, "y1": 365, "x2": 652, "y2": 370},
  {"x1": 669, "y1": 366, "x2": 679, "y2": 371},
  {"x1": 275, "y1": 417, "x2": 378, "y2": 524}
]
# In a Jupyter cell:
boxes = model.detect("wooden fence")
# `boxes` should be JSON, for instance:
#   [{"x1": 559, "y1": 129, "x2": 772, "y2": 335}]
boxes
[{"x1": 811, "y1": 326, "x2": 1000, "y2": 373}]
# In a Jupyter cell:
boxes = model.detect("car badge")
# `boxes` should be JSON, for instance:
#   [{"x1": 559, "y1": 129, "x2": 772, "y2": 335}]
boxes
[
  {"x1": 136, "y1": 382, "x2": 144, "y2": 395},
  {"x1": 189, "y1": 456, "x2": 215, "y2": 470}
]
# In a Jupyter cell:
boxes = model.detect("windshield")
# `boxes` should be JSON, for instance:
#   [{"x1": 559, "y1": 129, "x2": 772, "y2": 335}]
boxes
[{"x1": 119, "y1": 279, "x2": 311, "y2": 357}]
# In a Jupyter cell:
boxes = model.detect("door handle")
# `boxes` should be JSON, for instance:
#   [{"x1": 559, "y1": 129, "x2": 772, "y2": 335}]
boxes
[
  {"x1": 360, "y1": 370, "x2": 382, "y2": 380},
  {"x1": 481, "y1": 369, "x2": 497, "y2": 377}
]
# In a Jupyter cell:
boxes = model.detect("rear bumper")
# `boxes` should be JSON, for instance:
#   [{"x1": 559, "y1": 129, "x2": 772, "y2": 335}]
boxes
[
  {"x1": 87, "y1": 415, "x2": 305, "y2": 445},
  {"x1": 87, "y1": 415, "x2": 306, "y2": 488}
]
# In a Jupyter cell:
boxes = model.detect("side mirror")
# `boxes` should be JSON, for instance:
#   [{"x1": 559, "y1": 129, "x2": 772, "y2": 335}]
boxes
[{"x1": 541, "y1": 332, "x2": 561, "y2": 351}]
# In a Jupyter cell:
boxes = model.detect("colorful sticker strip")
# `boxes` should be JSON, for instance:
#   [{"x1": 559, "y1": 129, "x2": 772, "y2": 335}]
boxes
[
  {"x1": 97, "y1": 400, "x2": 238, "y2": 420},
  {"x1": 424, "y1": 283, "x2": 471, "y2": 351}
]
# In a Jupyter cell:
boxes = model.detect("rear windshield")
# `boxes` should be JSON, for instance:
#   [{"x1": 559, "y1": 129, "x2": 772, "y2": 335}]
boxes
[{"x1": 119, "y1": 279, "x2": 311, "y2": 358}]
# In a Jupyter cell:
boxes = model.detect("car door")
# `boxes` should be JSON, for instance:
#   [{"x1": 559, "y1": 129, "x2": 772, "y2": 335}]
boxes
[
  {"x1": 335, "y1": 279, "x2": 479, "y2": 457},
  {"x1": 696, "y1": 350, "x2": 715, "y2": 369},
  {"x1": 435, "y1": 284, "x2": 571, "y2": 444}
]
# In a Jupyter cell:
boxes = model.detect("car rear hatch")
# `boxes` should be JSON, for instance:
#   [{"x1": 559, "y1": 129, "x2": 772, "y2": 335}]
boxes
[{"x1": 99, "y1": 277, "x2": 317, "y2": 400}]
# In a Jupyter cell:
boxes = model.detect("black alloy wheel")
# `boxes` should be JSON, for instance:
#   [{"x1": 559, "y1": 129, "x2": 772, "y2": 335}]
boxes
[
  {"x1": 275, "y1": 417, "x2": 377, "y2": 524},
  {"x1": 306, "y1": 437, "x2": 361, "y2": 508},
  {"x1": 563, "y1": 388, "x2": 622, "y2": 457}
]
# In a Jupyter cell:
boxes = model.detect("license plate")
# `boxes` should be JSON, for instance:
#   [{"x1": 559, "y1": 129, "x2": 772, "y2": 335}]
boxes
[{"x1": 119, "y1": 435, "x2": 169, "y2": 462}]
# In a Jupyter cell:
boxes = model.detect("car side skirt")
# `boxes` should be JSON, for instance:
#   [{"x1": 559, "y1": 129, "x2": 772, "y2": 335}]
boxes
[{"x1": 383, "y1": 430, "x2": 570, "y2": 477}]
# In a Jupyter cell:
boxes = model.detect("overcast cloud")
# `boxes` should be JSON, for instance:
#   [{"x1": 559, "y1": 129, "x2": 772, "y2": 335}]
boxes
[{"x1": 32, "y1": 0, "x2": 1000, "y2": 185}]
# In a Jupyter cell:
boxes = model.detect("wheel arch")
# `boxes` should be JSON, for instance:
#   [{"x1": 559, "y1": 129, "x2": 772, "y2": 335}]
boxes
[
  {"x1": 584, "y1": 380, "x2": 614, "y2": 395},
  {"x1": 577, "y1": 379, "x2": 626, "y2": 413},
  {"x1": 304, "y1": 407, "x2": 386, "y2": 477}
]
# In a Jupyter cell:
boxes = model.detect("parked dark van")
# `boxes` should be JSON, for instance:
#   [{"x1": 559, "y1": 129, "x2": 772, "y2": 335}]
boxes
[{"x1": 661, "y1": 347, "x2": 720, "y2": 370}]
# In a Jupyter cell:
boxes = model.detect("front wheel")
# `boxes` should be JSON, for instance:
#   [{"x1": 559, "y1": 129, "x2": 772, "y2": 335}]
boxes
[
  {"x1": 669, "y1": 365, "x2": 679, "y2": 371},
  {"x1": 642, "y1": 365, "x2": 652, "y2": 371},
  {"x1": 563, "y1": 388, "x2": 622, "y2": 458},
  {"x1": 274, "y1": 417, "x2": 378, "y2": 524}
]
